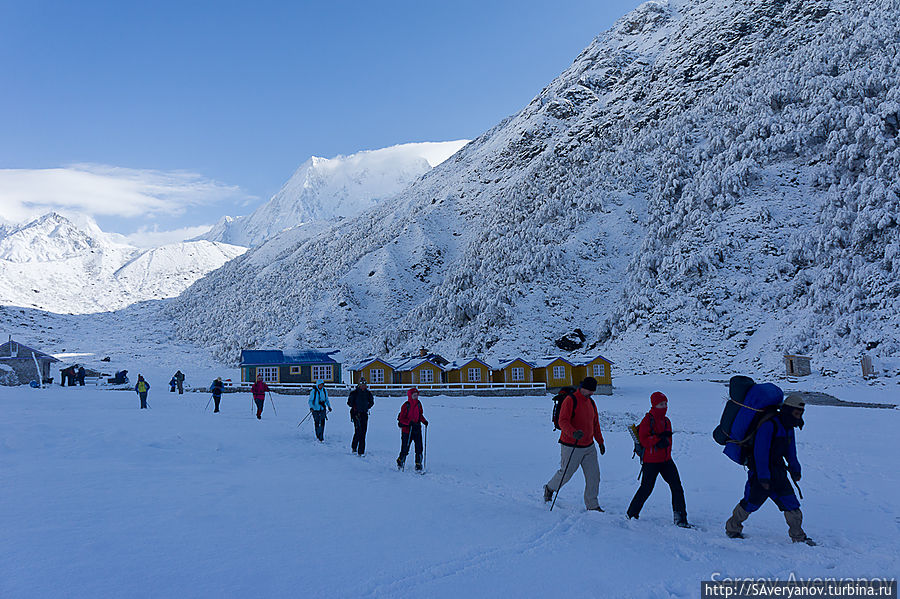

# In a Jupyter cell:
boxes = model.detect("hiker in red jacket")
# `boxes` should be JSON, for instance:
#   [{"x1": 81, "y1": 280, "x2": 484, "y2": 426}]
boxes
[
  {"x1": 626, "y1": 392, "x2": 690, "y2": 527},
  {"x1": 543, "y1": 377, "x2": 606, "y2": 511},
  {"x1": 251, "y1": 375, "x2": 269, "y2": 420},
  {"x1": 396, "y1": 387, "x2": 428, "y2": 471}
]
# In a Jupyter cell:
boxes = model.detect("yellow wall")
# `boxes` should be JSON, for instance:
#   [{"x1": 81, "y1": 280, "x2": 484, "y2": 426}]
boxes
[
  {"x1": 399, "y1": 363, "x2": 441, "y2": 385},
  {"x1": 498, "y1": 359, "x2": 533, "y2": 383},
  {"x1": 447, "y1": 360, "x2": 490, "y2": 384},
  {"x1": 538, "y1": 360, "x2": 574, "y2": 387},
  {"x1": 582, "y1": 358, "x2": 612, "y2": 385},
  {"x1": 352, "y1": 361, "x2": 394, "y2": 385}
]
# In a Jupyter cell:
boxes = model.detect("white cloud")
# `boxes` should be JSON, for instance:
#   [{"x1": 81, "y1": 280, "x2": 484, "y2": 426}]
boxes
[
  {"x1": 0, "y1": 164, "x2": 249, "y2": 223},
  {"x1": 124, "y1": 224, "x2": 215, "y2": 248}
]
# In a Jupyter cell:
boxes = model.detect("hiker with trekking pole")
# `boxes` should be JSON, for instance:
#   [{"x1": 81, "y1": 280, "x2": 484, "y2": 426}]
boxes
[
  {"x1": 347, "y1": 379, "x2": 375, "y2": 456},
  {"x1": 724, "y1": 391, "x2": 815, "y2": 545},
  {"x1": 308, "y1": 380, "x2": 331, "y2": 442},
  {"x1": 396, "y1": 387, "x2": 428, "y2": 471},
  {"x1": 626, "y1": 391, "x2": 691, "y2": 527},
  {"x1": 544, "y1": 377, "x2": 605, "y2": 512},
  {"x1": 251, "y1": 375, "x2": 270, "y2": 420},
  {"x1": 207, "y1": 377, "x2": 224, "y2": 413}
]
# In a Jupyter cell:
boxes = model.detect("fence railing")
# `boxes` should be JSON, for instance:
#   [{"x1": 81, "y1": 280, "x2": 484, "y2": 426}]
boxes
[{"x1": 223, "y1": 381, "x2": 547, "y2": 391}]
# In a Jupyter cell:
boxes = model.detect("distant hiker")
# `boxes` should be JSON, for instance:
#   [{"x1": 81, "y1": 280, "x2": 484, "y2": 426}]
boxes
[
  {"x1": 308, "y1": 380, "x2": 332, "y2": 442},
  {"x1": 135, "y1": 375, "x2": 150, "y2": 409},
  {"x1": 76, "y1": 365, "x2": 86, "y2": 386},
  {"x1": 347, "y1": 379, "x2": 375, "y2": 456},
  {"x1": 396, "y1": 387, "x2": 428, "y2": 471},
  {"x1": 725, "y1": 393, "x2": 815, "y2": 545},
  {"x1": 251, "y1": 375, "x2": 269, "y2": 420},
  {"x1": 626, "y1": 392, "x2": 690, "y2": 527},
  {"x1": 174, "y1": 370, "x2": 185, "y2": 394},
  {"x1": 210, "y1": 377, "x2": 224, "y2": 413},
  {"x1": 543, "y1": 377, "x2": 605, "y2": 512},
  {"x1": 169, "y1": 376, "x2": 177, "y2": 392},
  {"x1": 67, "y1": 365, "x2": 76, "y2": 386}
]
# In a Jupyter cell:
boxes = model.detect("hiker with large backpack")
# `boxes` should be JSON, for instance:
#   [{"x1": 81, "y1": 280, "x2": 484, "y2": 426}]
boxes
[
  {"x1": 543, "y1": 377, "x2": 606, "y2": 512},
  {"x1": 396, "y1": 387, "x2": 428, "y2": 471},
  {"x1": 210, "y1": 377, "x2": 224, "y2": 412},
  {"x1": 720, "y1": 383, "x2": 815, "y2": 545},
  {"x1": 134, "y1": 375, "x2": 150, "y2": 409},
  {"x1": 308, "y1": 380, "x2": 332, "y2": 442},
  {"x1": 251, "y1": 375, "x2": 269, "y2": 420},
  {"x1": 347, "y1": 379, "x2": 374, "y2": 456},
  {"x1": 626, "y1": 392, "x2": 690, "y2": 527}
]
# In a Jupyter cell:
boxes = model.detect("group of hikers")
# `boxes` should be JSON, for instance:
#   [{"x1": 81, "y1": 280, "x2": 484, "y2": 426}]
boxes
[
  {"x1": 58, "y1": 364, "x2": 86, "y2": 386},
  {"x1": 249, "y1": 375, "x2": 428, "y2": 470},
  {"x1": 543, "y1": 375, "x2": 815, "y2": 545},
  {"x1": 132, "y1": 370, "x2": 814, "y2": 543}
]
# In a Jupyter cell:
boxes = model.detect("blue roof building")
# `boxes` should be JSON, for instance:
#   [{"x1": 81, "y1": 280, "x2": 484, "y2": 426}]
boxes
[{"x1": 240, "y1": 349, "x2": 342, "y2": 384}]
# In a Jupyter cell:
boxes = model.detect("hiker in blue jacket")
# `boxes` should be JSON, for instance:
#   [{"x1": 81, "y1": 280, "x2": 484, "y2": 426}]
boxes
[
  {"x1": 725, "y1": 394, "x2": 814, "y2": 545},
  {"x1": 308, "y1": 380, "x2": 332, "y2": 442}
]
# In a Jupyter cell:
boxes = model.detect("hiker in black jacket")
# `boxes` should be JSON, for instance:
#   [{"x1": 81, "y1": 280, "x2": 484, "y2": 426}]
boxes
[{"x1": 347, "y1": 380, "x2": 375, "y2": 456}]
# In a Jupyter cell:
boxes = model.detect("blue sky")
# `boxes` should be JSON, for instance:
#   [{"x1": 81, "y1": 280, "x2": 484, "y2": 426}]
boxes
[{"x1": 0, "y1": 0, "x2": 643, "y2": 242}]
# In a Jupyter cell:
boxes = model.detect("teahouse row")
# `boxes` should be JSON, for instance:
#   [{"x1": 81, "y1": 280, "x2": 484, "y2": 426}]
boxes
[{"x1": 239, "y1": 347, "x2": 613, "y2": 393}]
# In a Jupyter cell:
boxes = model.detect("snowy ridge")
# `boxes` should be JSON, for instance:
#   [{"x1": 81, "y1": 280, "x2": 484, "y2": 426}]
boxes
[
  {"x1": 169, "y1": 0, "x2": 900, "y2": 378},
  {"x1": 0, "y1": 213, "x2": 246, "y2": 313},
  {"x1": 199, "y1": 141, "x2": 469, "y2": 247}
]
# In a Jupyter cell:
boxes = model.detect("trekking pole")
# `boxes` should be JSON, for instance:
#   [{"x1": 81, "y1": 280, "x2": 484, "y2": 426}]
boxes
[
  {"x1": 550, "y1": 444, "x2": 578, "y2": 512},
  {"x1": 297, "y1": 410, "x2": 312, "y2": 428},
  {"x1": 267, "y1": 391, "x2": 277, "y2": 416},
  {"x1": 784, "y1": 460, "x2": 803, "y2": 499},
  {"x1": 205, "y1": 396, "x2": 212, "y2": 411},
  {"x1": 423, "y1": 423, "x2": 428, "y2": 472}
]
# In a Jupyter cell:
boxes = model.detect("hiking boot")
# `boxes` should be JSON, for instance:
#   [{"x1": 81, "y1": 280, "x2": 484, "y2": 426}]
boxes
[
  {"x1": 543, "y1": 485, "x2": 553, "y2": 502},
  {"x1": 793, "y1": 537, "x2": 817, "y2": 546},
  {"x1": 726, "y1": 531, "x2": 745, "y2": 539},
  {"x1": 415, "y1": 462, "x2": 423, "y2": 471},
  {"x1": 587, "y1": 506, "x2": 605, "y2": 512},
  {"x1": 396, "y1": 457, "x2": 404, "y2": 469},
  {"x1": 674, "y1": 511, "x2": 691, "y2": 528},
  {"x1": 626, "y1": 512, "x2": 639, "y2": 520},
  {"x1": 257, "y1": 413, "x2": 261, "y2": 420}
]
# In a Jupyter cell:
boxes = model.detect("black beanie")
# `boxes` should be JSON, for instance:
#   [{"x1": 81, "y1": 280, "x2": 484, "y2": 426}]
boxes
[{"x1": 581, "y1": 377, "x2": 598, "y2": 391}]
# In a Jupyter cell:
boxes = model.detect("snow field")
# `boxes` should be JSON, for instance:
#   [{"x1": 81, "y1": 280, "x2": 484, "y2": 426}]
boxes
[{"x1": 1, "y1": 375, "x2": 897, "y2": 598}]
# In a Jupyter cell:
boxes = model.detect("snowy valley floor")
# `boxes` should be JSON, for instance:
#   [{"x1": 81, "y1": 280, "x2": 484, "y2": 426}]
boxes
[{"x1": 1, "y1": 376, "x2": 898, "y2": 598}]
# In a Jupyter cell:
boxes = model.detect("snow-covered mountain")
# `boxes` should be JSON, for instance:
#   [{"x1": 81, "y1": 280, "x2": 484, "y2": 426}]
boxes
[
  {"x1": 0, "y1": 213, "x2": 246, "y2": 313},
  {"x1": 169, "y1": 0, "x2": 900, "y2": 378},
  {"x1": 199, "y1": 141, "x2": 469, "y2": 247}
]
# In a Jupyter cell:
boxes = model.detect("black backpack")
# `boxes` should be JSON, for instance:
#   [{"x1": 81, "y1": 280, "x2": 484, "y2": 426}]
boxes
[{"x1": 551, "y1": 386, "x2": 578, "y2": 430}]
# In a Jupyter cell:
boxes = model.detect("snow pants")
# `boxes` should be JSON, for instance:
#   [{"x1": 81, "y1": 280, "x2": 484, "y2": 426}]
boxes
[
  {"x1": 138, "y1": 392, "x2": 148, "y2": 409},
  {"x1": 399, "y1": 424, "x2": 423, "y2": 466},
  {"x1": 213, "y1": 394, "x2": 221, "y2": 412},
  {"x1": 627, "y1": 459, "x2": 687, "y2": 518},
  {"x1": 741, "y1": 468, "x2": 800, "y2": 513},
  {"x1": 351, "y1": 412, "x2": 368, "y2": 455},
  {"x1": 254, "y1": 397, "x2": 265, "y2": 418},
  {"x1": 312, "y1": 409, "x2": 327, "y2": 441},
  {"x1": 546, "y1": 444, "x2": 601, "y2": 510}
]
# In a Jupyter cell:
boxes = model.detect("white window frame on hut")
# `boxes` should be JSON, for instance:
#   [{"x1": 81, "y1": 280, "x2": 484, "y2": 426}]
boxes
[
  {"x1": 312, "y1": 365, "x2": 333, "y2": 381},
  {"x1": 593, "y1": 363, "x2": 606, "y2": 377},
  {"x1": 290, "y1": 366, "x2": 301, "y2": 374},
  {"x1": 419, "y1": 368, "x2": 434, "y2": 383},
  {"x1": 511, "y1": 367, "x2": 525, "y2": 381},
  {"x1": 257, "y1": 366, "x2": 279, "y2": 383},
  {"x1": 553, "y1": 365, "x2": 565, "y2": 380},
  {"x1": 370, "y1": 368, "x2": 384, "y2": 384},
  {"x1": 468, "y1": 367, "x2": 481, "y2": 382}
]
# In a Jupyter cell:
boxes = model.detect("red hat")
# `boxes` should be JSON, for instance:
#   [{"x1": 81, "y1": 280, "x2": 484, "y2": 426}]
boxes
[
  {"x1": 650, "y1": 391, "x2": 668, "y2": 407},
  {"x1": 407, "y1": 387, "x2": 420, "y2": 400}
]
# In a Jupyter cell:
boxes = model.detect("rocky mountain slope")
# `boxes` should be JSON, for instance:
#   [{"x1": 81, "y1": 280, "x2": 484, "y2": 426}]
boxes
[
  {"x1": 0, "y1": 213, "x2": 245, "y2": 313},
  {"x1": 168, "y1": 0, "x2": 900, "y2": 378},
  {"x1": 198, "y1": 141, "x2": 468, "y2": 247}
]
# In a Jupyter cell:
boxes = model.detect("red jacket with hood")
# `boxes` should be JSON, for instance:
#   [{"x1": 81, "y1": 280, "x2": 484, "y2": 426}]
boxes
[
  {"x1": 638, "y1": 392, "x2": 673, "y2": 463},
  {"x1": 398, "y1": 388, "x2": 428, "y2": 433},
  {"x1": 557, "y1": 389, "x2": 604, "y2": 448},
  {"x1": 251, "y1": 380, "x2": 269, "y2": 400}
]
